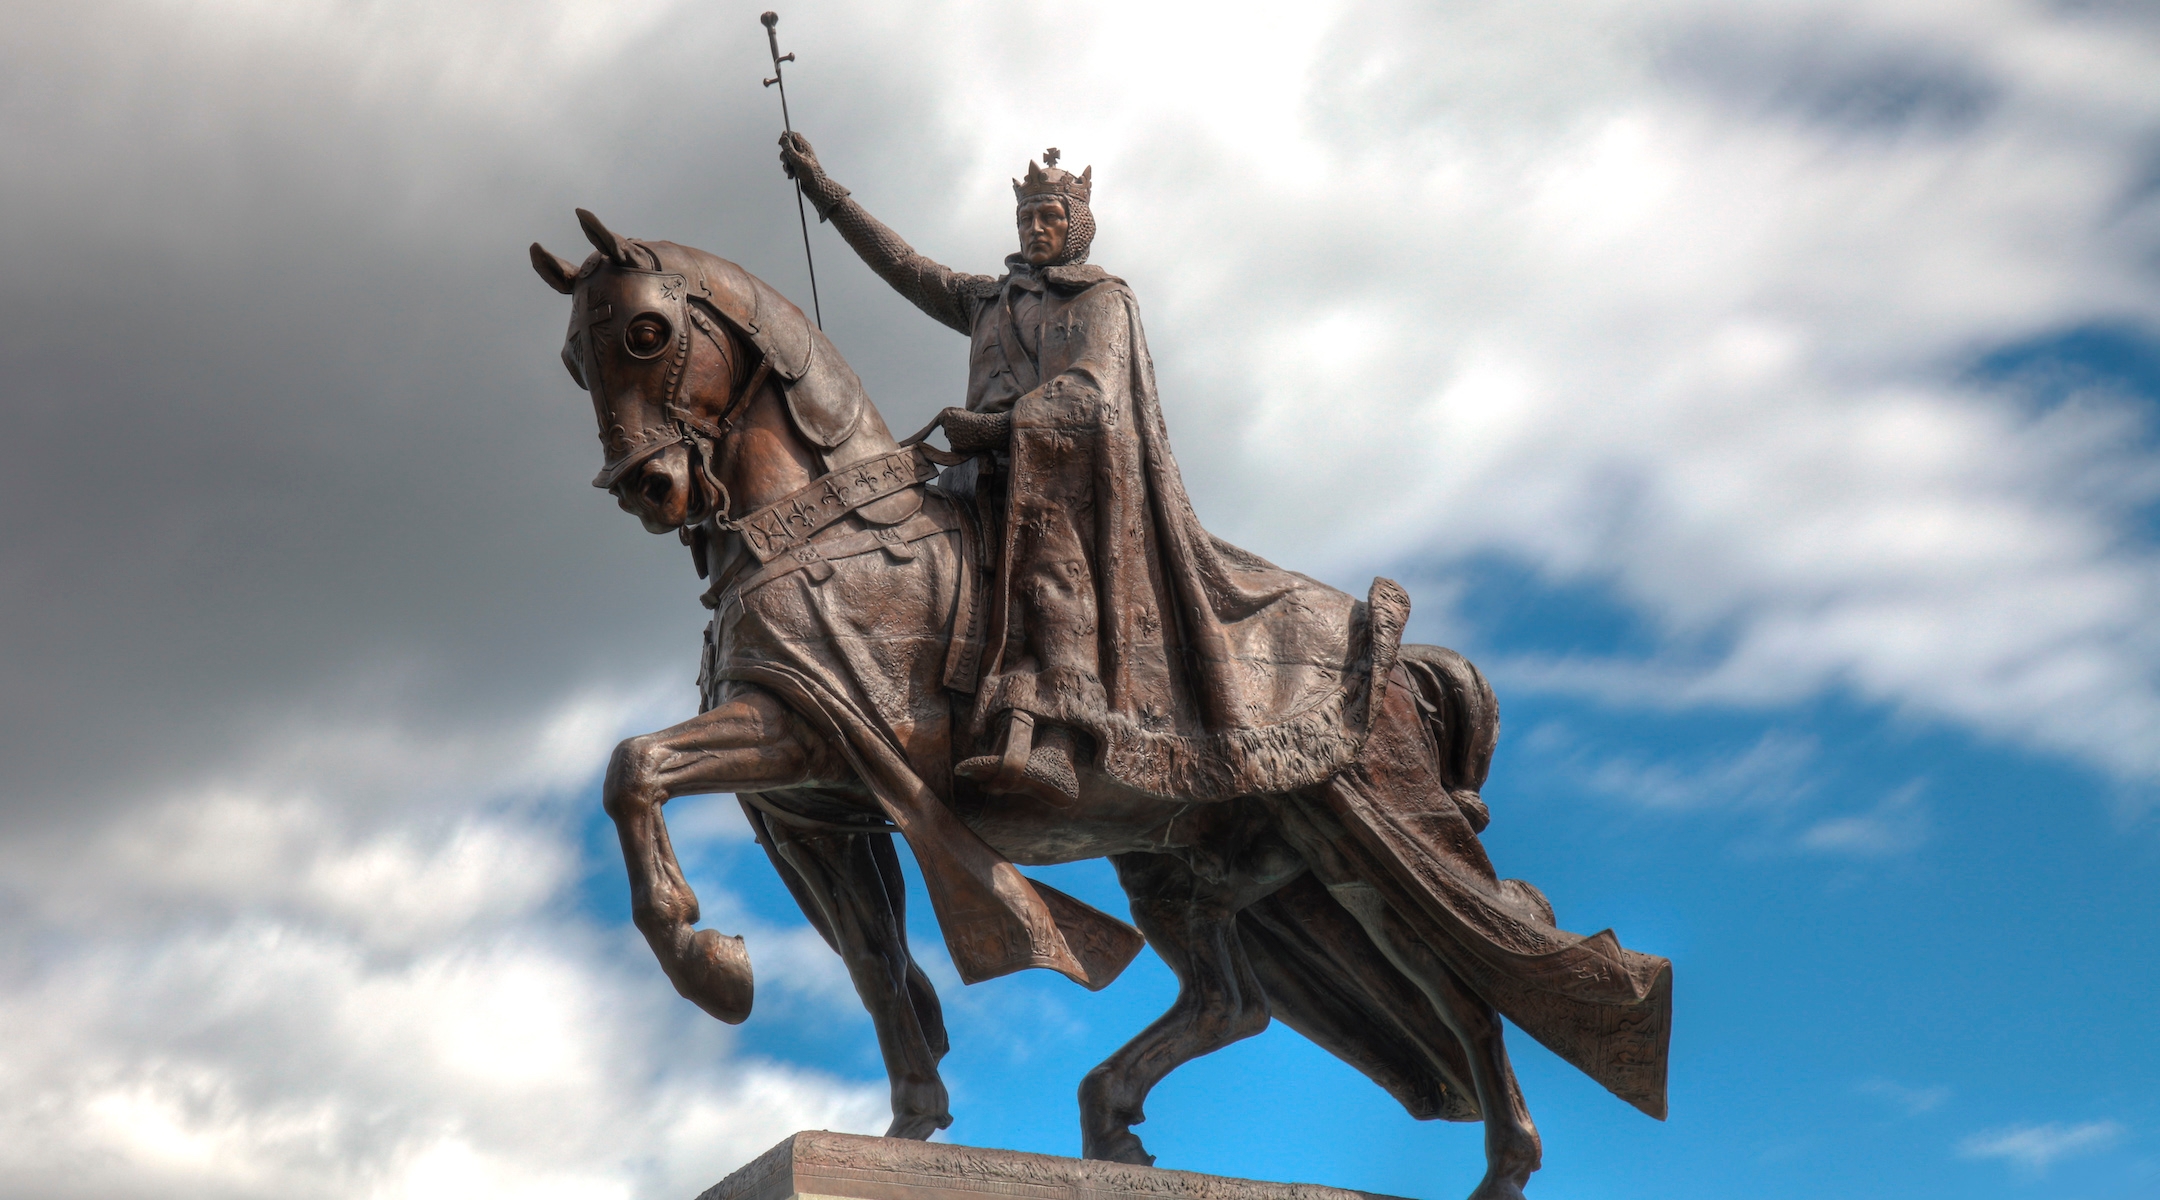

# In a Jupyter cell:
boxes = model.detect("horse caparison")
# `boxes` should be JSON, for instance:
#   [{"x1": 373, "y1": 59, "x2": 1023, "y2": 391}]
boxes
[{"x1": 531, "y1": 212, "x2": 1668, "y2": 1200}]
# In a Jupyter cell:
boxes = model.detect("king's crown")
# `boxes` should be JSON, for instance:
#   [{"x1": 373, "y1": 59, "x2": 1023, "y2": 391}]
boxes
[{"x1": 1014, "y1": 147, "x2": 1092, "y2": 205}]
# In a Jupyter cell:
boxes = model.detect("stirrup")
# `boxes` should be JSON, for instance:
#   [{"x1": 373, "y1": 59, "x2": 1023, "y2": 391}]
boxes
[
  {"x1": 990, "y1": 711, "x2": 1037, "y2": 793},
  {"x1": 954, "y1": 713, "x2": 1080, "y2": 806}
]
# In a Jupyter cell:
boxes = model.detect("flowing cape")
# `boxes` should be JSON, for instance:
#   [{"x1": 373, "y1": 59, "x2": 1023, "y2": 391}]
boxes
[
  {"x1": 973, "y1": 269, "x2": 1668, "y2": 1116},
  {"x1": 978, "y1": 269, "x2": 1406, "y2": 799},
  {"x1": 1262, "y1": 661, "x2": 1674, "y2": 1119}
]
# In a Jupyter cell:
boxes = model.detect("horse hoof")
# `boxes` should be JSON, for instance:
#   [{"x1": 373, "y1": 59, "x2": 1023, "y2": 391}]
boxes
[
  {"x1": 674, "y1": 928, "x2": 753, "y2": 1024},
  {"x1": 1464, "y1": 1175, "x2": 1528, "y2": 1200},
  {"x1": 1082, "y1": 1131, "x2": 1155, "y2": 1167},
  {"x1": 885, "y1": 1111, "x2": 952, "y2": 1141}
]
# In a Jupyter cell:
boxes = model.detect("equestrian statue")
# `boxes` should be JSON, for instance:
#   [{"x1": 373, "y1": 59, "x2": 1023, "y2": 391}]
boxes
[{"x1": 525, "y1": 134, "x2": 1671, "y2": 1200}]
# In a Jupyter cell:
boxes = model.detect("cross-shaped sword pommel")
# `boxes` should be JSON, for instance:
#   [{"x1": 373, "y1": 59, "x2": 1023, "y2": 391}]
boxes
[
  {"x1": 759, "y1": 7, "x2": 824, "y2": 328},
  {"x1": 762, "y1": 12, "x2": 794, "y2": 88},
  {"x1": 1044, "y1": 147, "x2": 1060, "y2": 168}
]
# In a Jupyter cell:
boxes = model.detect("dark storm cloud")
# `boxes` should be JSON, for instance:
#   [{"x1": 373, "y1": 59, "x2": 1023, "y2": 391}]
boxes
[
  {"x1": 0, "y1": 0, "x2": 988, "y2": 831},
  {"x1": 2, "y1": 0, "x2": 2156, "y2": 874},
  {"x1": 1661, "y1": 17, "x2": 2004, "y2": 137}
]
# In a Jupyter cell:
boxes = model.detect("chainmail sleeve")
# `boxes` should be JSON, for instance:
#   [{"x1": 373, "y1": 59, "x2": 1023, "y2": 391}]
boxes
[{"x1": 817, "y1": 195, "x2": 994, "y2": 335}]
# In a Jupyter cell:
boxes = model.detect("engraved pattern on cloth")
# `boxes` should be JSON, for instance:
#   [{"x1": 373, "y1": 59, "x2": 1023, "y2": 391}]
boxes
[{"x1": 736, "y1": 446, "x2": 938, "y2": 564}]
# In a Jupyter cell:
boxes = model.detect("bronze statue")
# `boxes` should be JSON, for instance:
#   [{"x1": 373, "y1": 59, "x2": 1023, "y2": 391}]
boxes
[{"x1": 527, "y1": 139, "x2": 1671, "y2": 1200}]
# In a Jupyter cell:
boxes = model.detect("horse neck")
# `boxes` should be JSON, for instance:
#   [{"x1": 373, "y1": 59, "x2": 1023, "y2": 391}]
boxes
[
  {"x1": 708, "y1": 377, "x2": 823, "y2": 518},
  {"x1": 695, "y1": 319, "x2": 907, "y2": 552}
]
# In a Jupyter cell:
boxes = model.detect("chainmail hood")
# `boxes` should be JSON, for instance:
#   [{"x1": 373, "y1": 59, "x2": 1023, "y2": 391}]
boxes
[{"x1": 1021, "y1": 195, "x2": 1094, "y2": 266}]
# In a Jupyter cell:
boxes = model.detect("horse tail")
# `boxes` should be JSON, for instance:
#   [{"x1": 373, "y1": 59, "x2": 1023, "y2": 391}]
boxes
[{"x1": 1397, "y1": 644, "x2": 1499, "y2": 834}]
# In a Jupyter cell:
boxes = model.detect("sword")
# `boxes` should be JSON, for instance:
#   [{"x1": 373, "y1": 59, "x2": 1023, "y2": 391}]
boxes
[{"x1": 760, "y1": 10, "x2": 823, "y2": 330}]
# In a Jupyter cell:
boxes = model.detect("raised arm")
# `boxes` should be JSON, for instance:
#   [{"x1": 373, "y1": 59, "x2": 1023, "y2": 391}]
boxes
[{"x1": 779, "y1": 133, "x2": 992, "y2": 335}]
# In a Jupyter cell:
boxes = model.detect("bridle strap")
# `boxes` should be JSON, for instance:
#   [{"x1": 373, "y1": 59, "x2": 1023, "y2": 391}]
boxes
[
  {"x1": 717, "y1": 358, "x2": 772, "y2": 434},
  {"x1": 679, "y1": 338, "x2": 774, "y2": 533}
]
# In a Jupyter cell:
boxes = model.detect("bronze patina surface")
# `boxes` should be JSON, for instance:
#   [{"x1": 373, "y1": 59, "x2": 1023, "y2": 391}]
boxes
[{"x1": 528, "y1": 141, "x2": 1670, "y2": 1200}]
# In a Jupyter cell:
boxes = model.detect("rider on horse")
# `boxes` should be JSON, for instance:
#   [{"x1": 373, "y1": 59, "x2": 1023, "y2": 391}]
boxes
[
  {"x1": 530, "y1": 174, "x2": 1674, "y2": 1179},
  {"x1": 780, "y1": 134, "x2": 1404, "y2": 813}
]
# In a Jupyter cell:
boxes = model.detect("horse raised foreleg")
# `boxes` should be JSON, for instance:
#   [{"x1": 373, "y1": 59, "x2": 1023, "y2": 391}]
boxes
[
  {"x1": 1078, "y1": 852, "x2": 1273, "y2": 1165},
  {"x1": 601, "y1": 685, "x2": 852, "y2": 1024},
  {"x1": 1328, "y1": 883, "x2": 1541, "y2": 1200}
]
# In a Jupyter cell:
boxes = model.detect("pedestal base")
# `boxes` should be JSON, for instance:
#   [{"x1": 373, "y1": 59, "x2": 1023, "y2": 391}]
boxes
[{"x1": 696, "y1": 1132, "x2": 1409, "y2": 1200}]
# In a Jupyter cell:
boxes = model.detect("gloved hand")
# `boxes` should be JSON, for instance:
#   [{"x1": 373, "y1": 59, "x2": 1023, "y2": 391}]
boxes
[
  {"x1": 939, "y1": 406, "x2": 1011, "y2": 454},
  {"x1": 778, "y1": 131, "x2": 851, "y2": 221}
]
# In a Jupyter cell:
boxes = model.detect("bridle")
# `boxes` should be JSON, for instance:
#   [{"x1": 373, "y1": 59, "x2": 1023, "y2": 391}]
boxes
[{"x1": 576, "y1": 266, "x2": 773, "y2": 534}]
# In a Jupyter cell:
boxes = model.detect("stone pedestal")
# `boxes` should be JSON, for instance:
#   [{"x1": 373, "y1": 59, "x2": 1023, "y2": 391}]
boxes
[{"x1": 695, "y1": 1132, "x2": 1408, "y2": 1200}]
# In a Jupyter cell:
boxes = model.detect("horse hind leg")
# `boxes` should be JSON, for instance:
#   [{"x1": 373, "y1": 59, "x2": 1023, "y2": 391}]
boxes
[
  {"x1": 1329, "y1": 884, "x2": 1541, "y2": 1200},
  {"x1": 759, "y1": 815, "x2": 953, "y2": 1139},
  {"x1": 1079, "y1": 852, "x2": 1272, "y2": 1165}
]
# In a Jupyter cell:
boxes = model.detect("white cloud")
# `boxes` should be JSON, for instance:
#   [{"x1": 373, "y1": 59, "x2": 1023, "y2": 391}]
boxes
[
  {"x1": 1799, "y1": 781, "x2": 1930, "y2": 856},
  {"x1": 1858, "y1": 1078, "x2": 1952, "y2": 1116},
  {"x1": 1524, "y1": 727, "x2": 1933, "y2": 854},
  {"x1": 0, "y1": 907, "x2": 883, "y2": 1200},
  {"x1": 1580, "y1": 731, "x2": 1822, "y2": 813},
  {"x1": 849, "y1": 0, "x2": 2160, "y2": 784},
  {"x1": 6, "y1": 1, "x2": 2160, "y2": 1195},
  {"x1": 1959, "y1": 1119, "x2": 2126, "y2": 1173},
  {"x1": 0, "y1": 685, "x2": 884, "y2": 1200}
]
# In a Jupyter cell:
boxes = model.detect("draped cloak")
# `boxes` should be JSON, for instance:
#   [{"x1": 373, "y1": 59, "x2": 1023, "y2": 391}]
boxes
[{"x1": 959, "y1": 260, "x2": 1406, "y2": 800}]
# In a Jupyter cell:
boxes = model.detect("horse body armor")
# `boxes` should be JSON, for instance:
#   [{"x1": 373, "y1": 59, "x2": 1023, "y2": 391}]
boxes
[{"x1": 680, "y1": 245, "x2": 919, "y2": 525}]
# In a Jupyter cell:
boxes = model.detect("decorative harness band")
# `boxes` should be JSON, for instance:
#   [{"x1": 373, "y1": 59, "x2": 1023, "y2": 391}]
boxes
[{"x1": 736, "y1": 445, "x2": 939, "y2": 564}]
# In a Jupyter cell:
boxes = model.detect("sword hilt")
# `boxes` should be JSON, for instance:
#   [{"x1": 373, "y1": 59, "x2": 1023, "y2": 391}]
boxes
[
  {"x1": 762, "y1": 11, "x2": 785, "y2": 68},
  {"x1": 760, "y1": 13, "x2": 794, "y2": 104},
  {"x1": 757, "y1": 8, "x2": 821, "y2": 328}
]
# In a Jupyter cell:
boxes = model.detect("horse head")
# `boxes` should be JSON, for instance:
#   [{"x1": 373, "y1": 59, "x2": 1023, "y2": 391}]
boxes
[{"x1": 530, "y1": 211, "x2": 759, "y2": 535}]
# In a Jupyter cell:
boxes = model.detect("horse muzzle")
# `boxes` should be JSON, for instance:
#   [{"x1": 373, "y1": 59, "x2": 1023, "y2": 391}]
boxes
[{"x1": 608, "y1": 442, "x2": 698, "y2": 533}]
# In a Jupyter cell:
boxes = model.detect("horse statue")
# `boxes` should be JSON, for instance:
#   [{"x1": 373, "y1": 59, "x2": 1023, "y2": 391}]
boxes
[{"x1": 529, "y1": 210, "x2": 1670, "y2": 1200}]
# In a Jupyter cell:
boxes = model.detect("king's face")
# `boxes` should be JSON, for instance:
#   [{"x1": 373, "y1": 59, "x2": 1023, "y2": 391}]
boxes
[{"x1": 1018, "y1": 198, "x2": 1069, "y2": 265}]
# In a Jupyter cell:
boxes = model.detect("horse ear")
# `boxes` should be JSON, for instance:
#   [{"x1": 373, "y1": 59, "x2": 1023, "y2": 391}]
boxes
[
  {"x1": 529, "y1": 243, "x2": 579, "y2": 294},
  {"x1": 576, "y1": 208, "x2": 632, "y2": 265}
]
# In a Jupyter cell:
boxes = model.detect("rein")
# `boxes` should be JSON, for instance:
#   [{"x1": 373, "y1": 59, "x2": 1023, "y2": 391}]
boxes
[{"x1": 690, "y1": 349, "x2": 773, "y2": 533}]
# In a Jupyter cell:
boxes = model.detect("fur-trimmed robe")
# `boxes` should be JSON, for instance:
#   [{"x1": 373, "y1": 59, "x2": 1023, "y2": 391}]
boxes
[{"x1": 965, "y1": 260, "x2": 1404, "y2": 796}]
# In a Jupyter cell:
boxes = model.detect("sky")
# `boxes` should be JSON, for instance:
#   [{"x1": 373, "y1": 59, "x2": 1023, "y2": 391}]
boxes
[{"x1": 2, "y1": 1, "x2": 2158, "y2": 1198}]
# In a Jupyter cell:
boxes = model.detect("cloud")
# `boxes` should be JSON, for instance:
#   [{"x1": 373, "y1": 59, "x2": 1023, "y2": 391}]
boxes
[
  {"x1": 1858, "y1": 1078, "x2": 1952, "y2": 1116},
  {"x1": 1958, "y1": 1119, "x2": 2126, "y2": 1173},
  {"x1": 1524, "y1": 727, "x2": 1931, "y2": 854},
  {"x1": 8, "y1": 1, "x2": 2157, "y2": 832},
  {"x1": 931, "y1": 0, "x2": 2160, "y2": 785},
  {"x1": 0, "y1": 688, "x2": 884, "y2": 1200},
  {"x1": 1799, "y1": 781, "x2": 1930, "y2": 856},
  {"x1": 5, "y1": 0, "x2": 2160, "y2": 1194},
  {"x1": 1578, "y1": 730, "x2": 1822, "y2": 813},
  {"x1": 0, "y1": 917, "x2": 884, "y2": 1200},
  {"x1": 0, "y1": 882, "x2": 886, "y2": 1200}
]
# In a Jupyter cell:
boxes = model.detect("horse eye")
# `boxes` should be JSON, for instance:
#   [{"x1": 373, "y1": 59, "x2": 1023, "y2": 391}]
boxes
[{"x1": 624, "y1": 314, "x2": 671, "y2": 359}]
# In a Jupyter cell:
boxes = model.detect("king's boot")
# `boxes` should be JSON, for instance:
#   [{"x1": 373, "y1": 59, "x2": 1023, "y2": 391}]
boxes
[{"x1": 955, "y1": 711, "x2": 1080, "y2": 807}]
